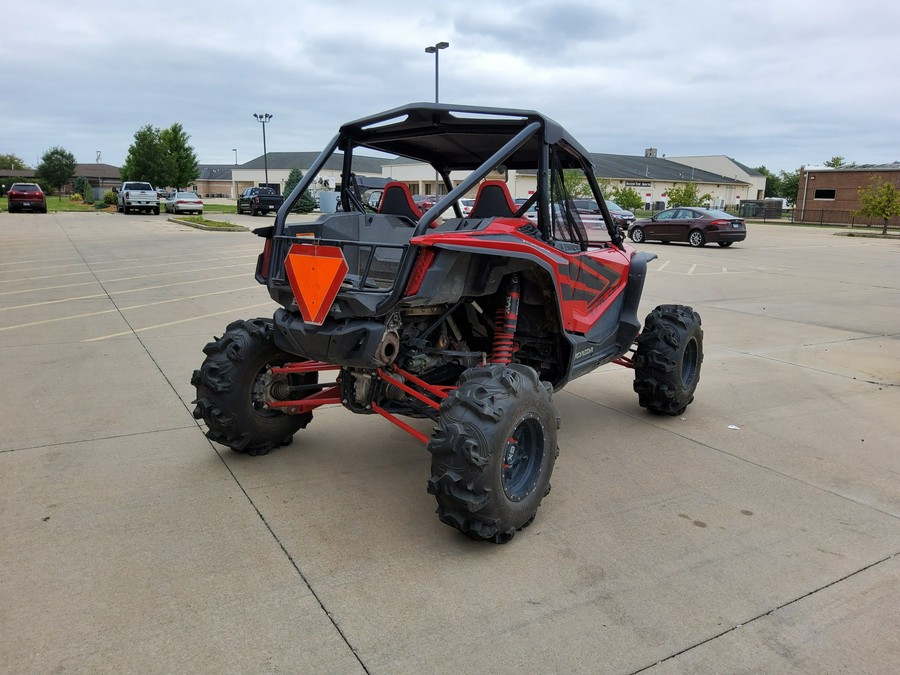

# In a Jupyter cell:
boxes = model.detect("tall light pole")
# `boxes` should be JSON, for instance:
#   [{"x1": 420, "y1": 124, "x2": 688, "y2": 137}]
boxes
[
  {"x1": 424, "y1": 42, "x2": 449, "y2": 197},
  {"x1": 424, "y1": 41, "x2": 449, "y2": 103},
  {"x1": 253, "y1": 113, "x2": 272, "y2": 187},
  {"x1": 232, "y1": 148, "x2": 238, "y2": 165}
]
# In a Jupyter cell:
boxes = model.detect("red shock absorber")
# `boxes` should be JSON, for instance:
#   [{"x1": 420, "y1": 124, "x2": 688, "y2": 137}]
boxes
[{"x1": 490, "y1": 276, "x2": 520, "y2": 365}]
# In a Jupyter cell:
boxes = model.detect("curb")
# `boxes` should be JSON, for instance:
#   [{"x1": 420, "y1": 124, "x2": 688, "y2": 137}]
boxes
[{"x1": 167, "y1": 217, "x2": 248, "y2": 232}]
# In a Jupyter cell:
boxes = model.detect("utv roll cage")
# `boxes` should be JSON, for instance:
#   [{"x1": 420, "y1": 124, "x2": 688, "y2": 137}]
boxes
[
  {"x1": 277, "y1": 102, "x2": 621, "y2": 238},
  {"x1": 266, "y1": 102, "x2": 623, "y2": 317}
]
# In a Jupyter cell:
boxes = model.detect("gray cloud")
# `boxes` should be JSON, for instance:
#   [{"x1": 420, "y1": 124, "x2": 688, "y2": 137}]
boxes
[{"x1": 2, "y1": 0, "x2": 898, "y2": 172}]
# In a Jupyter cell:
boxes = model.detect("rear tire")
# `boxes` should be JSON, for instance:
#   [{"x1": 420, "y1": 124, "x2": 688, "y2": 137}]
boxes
[
  {"x1": 191, "y1": 318, "x2": 315, "y2": 455},
  {"x1": 427, "y1": 364, "x2": 559, "y2": 544},
  {"x1": 153, "y1": 206, "x2": 160, "y2": 215},
  {"x1": 718, "y1": 241, "x2": 733, "y2": 247},
  {"x1": 633, "y1": 305, "x2": 703, "y2": 416},
  {"x1": 630, "y1": 226, "x2": 645, "y2": 243},
  {"x1": 688, "y1": 230, "x2": 705, "y2": 247}
]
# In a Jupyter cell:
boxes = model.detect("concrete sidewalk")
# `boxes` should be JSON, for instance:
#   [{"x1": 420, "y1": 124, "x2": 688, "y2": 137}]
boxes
[{"x1": 1, "y1": 211, "x2": 898, "y2": 673}]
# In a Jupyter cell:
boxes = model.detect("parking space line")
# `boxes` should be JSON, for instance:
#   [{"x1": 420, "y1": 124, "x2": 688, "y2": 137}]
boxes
[
  {"x1": 82, "y1": 302, "x2": 274, "y2": 342},
  {"x1": 0, "y1": 254, "x2": 255, "y2": 285},
  {"x1": 0, "y1": 307, "x2": 120, "y2": 332},
  {"x1": 0, "y1": 286, "x2": 262, "y2": 333},
  {"x1": 0, "y1": 265, "x2": 250, "y2": 297},
  {"x1": 1, "y1": 282, "x2": 260, "y2": 315}
]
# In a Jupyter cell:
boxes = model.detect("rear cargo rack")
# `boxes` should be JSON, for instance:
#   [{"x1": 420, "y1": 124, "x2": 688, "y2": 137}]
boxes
[{"x1": 271, "y1": 235, "x2": 409, "y2": 292}]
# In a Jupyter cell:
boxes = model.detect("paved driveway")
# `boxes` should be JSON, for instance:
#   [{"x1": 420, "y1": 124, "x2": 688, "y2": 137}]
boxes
[{"x1": 1, "y1": 211, "x2": 898, "y2": 673}]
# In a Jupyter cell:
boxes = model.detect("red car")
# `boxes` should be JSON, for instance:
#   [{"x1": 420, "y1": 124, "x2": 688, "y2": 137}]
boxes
[
  {"x1": 629, "y1": 207, "x2": 746, "y2": 247},
  {"x1": 413, "y1": 194, "x2": 437, "y2": 211},
  {"x1": 6, "y1": 183, "x2": 47, "y2": 213}
]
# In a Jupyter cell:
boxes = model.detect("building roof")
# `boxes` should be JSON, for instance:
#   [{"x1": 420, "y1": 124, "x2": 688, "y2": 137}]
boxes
[
  {"x1": 197, "y1": 165, "x2": 234, "y2": 181},
  {"x1": 241, "y1": 152, "x2": 385, "y2": 174},
  {"x1": 74, "y1": 163, "x2": 121, "y2": 179},
  {"x1": 588, "y1": 154, "x2": 745, "y2": 184},
  {"x1": 804, "y1": 162, "x2": 900, "y2": 171},
  {"x1": 0, "y1": 169, "x2": 36, "y2": 178}
]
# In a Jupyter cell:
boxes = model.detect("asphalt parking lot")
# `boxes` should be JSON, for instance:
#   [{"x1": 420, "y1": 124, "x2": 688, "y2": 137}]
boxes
[{"x1": 1, "y1": 210, "x2": 898, "y2": 673}]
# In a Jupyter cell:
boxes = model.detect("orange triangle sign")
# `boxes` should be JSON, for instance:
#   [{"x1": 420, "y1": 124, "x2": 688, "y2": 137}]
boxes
[{"x1": 284, "y1": 244, "x2": 349, "y2": 325}]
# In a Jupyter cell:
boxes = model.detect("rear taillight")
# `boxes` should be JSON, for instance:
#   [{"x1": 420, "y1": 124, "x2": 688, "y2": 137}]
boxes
[
  {"x1": 260, "y1": 239, "x2": 273, "y2": 281},
  {"x1": 709, "y1": 219, "x2": 729, "y2": 228},
  {"x1": 252, "y1": 226, "x2": 275, "y2": 283},
  {"x1": 404, "y1": 247, "x2": 436, "y2": 296}
]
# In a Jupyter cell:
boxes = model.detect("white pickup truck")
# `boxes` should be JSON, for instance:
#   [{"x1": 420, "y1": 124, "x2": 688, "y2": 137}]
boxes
[{"x1": 117, "y1": 181, "x2": 160, "y2": 215}]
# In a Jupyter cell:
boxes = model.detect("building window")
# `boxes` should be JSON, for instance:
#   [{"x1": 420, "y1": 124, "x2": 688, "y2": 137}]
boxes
[{"x1": 814, "y1": 189, "x2": 836, "y2": 200}]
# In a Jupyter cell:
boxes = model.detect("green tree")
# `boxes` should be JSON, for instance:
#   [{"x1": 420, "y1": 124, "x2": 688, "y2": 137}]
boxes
[
  {"x1": 778, "y1": 169, "x2": 800, "y2": 205},
  {"x1": 665, "y1": 183, "x2": 713, "y2": 208},
  {"x1": 283, "y1": 167, "x2": 304, "y2": 196},
  {"x1": 73, "y1": 176, "x2": 94, "y2": 203},
  {"x1": 562, "y1": 169, "x2": 591, "y2": 198},
  {"x1": 36, "y1": 146, "x2": 77, "y2": 200},
  {"x1": 159, "y1": 123, "x2": 199, "y2": 189},
  {"x1": 283, "y1": 168, "x2": 316, "y2": 213},
  {"x1": 0, "y1": 153, "x2": 28, "y2": 170},
  {"x1": 824, "y1": 156, "x2": 845, "y2": 168},
  {"x1": 755, "y1": 165, "x2": 781, "y2": 198},
  {"x1": 608, "y1": 185, "x2": 643, "y2": 211},
  {"x1": 121, "y1": 124, "x2": 168, "y2": 186},
  {"x1": 854, "y1": 177, "x2": 900, "y2": 235}
]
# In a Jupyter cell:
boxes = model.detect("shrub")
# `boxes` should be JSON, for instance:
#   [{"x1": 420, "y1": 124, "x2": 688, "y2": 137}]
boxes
[
  {"x1": 104, "y1": 190, "x2": 117, "y2": 205},
  {"x1": 73, "y1": 176, "x2": 94, "y2": 203},
  {"x1": 70, "y1": 193, "x2": 84, "y2": 202}
]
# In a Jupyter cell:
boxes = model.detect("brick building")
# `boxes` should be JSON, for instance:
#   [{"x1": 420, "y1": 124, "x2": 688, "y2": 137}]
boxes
[{"x1": 796, "y1": 163, "x2": 900, "y2": 226}]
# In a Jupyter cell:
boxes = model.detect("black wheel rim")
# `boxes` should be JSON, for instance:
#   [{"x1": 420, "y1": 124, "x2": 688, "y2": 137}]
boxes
[
  {"x1": 681, "y1": 337, "x2": 699, "y2": 388},
  {"x1": 502, "y1": 415, "x2": 545, "y2": 501}
]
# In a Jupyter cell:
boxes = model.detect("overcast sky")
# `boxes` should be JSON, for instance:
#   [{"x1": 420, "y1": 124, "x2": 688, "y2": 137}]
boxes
[{"x1": 4, "y1": 0, "x2": 898, "y2": 175}]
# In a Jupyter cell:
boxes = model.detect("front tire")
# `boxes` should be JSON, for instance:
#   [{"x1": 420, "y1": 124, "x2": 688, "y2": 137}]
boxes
[
  {"x1": 191, "y1": 318, "x2": 315, "y2": 455},
  {"x1": 633, "y1": 305, "x2": 703, "y2": 415},
  {"x1": 688, "y1": 230, "x2": 705, "y2": 247},
  {"x1": 630, "y1": 226, "x2": 645, "y2": 243},
  {"x1": 427, "y1": 364, "x2": 559, "y2": 544}
]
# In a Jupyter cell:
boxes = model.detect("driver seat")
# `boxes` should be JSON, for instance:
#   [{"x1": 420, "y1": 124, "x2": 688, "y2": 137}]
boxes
[{"x1": 469, "y1": 180, "x2": 517, "y2": 219}]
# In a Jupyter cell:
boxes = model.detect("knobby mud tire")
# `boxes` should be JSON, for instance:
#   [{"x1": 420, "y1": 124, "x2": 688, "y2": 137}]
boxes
[
  {"x1": 427, "y1": 364, "x2": 559, "y2": 544},
  {"x1": 633, "y1": 304, "x2": 703, "y2": 416},
  {"x1": 191, "y1": 318, "x2": 313, "y2": 455}
]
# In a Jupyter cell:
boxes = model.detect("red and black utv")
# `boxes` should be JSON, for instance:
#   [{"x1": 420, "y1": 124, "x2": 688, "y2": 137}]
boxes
[{"x1": 192, "y1": 103, "x2": 703, "y2": 543}]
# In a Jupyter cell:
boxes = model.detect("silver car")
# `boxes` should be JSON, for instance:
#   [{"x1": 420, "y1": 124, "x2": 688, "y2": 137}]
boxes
[{"x1": 164, "y1": 191, "x2": 204, "y2": 215}]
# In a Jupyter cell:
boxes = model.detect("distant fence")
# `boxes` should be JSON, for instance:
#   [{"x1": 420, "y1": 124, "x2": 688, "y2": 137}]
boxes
[{"x1": 790, "y1": 209, "x2": 899, "y2": 230}]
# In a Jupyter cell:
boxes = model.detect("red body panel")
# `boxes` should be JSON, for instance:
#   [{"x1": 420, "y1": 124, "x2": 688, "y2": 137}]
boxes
[{"x1": 411, "y1": 218, "x2": 633, "y2": 334}]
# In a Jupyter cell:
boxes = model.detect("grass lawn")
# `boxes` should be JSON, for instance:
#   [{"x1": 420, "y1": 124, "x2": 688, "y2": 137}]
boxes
[
  {"x1": 0, "y1": 196, "x2": 113, "y2": 212},
  {"x1": 0, "y1": 197, "x2": 237, "y2": 214}
]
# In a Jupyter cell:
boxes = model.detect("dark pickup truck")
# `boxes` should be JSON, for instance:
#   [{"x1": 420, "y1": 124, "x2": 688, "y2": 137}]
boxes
[{"x1": 237, "y1": 187, "x2": 284, "y2": 216}]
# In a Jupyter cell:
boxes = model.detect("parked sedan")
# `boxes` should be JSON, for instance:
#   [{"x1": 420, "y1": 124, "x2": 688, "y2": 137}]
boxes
[
  {"x1": 164, "y1": 191, "x2": 204, "y2": 215},
  {"x1": 570, "y1": 198, "x2": 635, "y2": 232},
  {"x1": 413, "y1": 194, "x2": 437, "y2": 211},
  {"x1": 604, "y1": 200, "x2": 636, "y2": 230},
  {"x1": 6, "y1": 182, "x2": 47, "y2": 213},
  {"x1": 629, "y1": 207, "x2": 746, "y2": 247}
]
